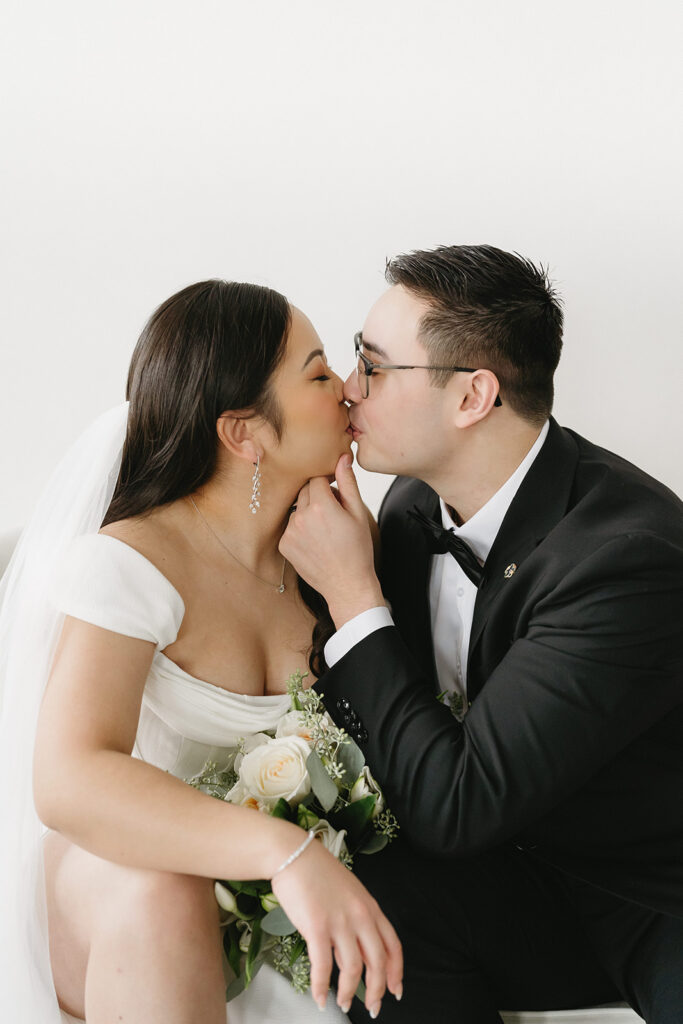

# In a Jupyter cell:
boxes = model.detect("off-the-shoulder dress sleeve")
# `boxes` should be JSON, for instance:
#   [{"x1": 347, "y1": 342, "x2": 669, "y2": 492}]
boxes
[{"x1": 48, "y1": 533, "x2": 185, "y2": 650}]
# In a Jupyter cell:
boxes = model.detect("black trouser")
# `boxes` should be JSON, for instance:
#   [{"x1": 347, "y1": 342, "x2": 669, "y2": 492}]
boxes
[{"x1": 349, "y1": 839, "x2": 683, "y2": 1024}]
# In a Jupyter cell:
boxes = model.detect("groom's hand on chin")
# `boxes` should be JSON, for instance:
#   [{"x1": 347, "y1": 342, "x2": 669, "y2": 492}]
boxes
[{"x1": 280, "y1": 453, "x2": 385, "y2": 628}]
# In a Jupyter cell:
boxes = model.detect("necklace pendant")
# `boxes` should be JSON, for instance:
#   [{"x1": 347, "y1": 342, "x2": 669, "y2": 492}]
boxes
[{"x1": 278, "y1": 583, "x2": 286, "y2": 594}]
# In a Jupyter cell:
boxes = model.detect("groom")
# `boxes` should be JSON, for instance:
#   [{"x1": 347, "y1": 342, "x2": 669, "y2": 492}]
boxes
[{"x1": 281, "y1": 245, "x2": 683, "y2": 1023}]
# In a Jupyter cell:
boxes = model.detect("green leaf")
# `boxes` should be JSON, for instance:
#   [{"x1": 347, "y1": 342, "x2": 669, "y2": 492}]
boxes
[
  {"x1": 359, "y1": 831, "x2": 388, "y2": 855},
  {"x1": 245, "y1": 919, "x2": 263, "y2": 985},
  {"x1": 338, "y1": 737, "x2": 365, "y2": 787},
  {"x1": 270, "y1": 797, "x2": 292, "y2": 820},
  {"x1": 225, "y1": 878, "x2": 271, "y2": 897},
  {"x1": 223, "y1": 921, "x2": 242, "y2": 979},
  {"x1": 306, "y1": 750, "x2": 339, "y2": 813},
  {"x1": 261, "y1": 904, "x2": 298, "y2": 936},
  {"x1": 355, "y1": 978, "x2": 367, "y2": 1001},
  {"x1": 288, "y1": 935, "x2": 307, "y2": 966},
  {"x1": 332, "y1": 794, "x2": 376, "y2": 844},
  {"x1": 297, "y1": 804, "x2": 320, "y2": 830}
]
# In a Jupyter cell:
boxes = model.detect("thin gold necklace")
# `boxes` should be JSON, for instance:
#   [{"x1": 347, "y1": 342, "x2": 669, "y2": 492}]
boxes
[{"x1": 188, "y1": 496, "x2": 287, "y2": 594}]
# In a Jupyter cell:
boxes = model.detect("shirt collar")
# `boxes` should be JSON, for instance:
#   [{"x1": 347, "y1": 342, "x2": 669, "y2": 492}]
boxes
[{"x1": 439, "y1": 420, "x2": 549, "y2": 563}]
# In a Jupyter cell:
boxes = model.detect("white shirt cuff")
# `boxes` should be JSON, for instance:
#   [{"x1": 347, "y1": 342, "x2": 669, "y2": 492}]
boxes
[{"x1": 324, "y1": 606, "x2": 394, "y2": 668}]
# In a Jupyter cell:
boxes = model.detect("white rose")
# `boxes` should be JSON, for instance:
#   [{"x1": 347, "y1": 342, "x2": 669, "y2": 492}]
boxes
[
  {"x1": 235, "y1": 735, "x2": 312, "y2": 809},
  {"x1": 349, "y1": 766, "x2": 385, "y2": 819},
  {"x1": 275, "y1": 711, "x2": 315, "y2": 744},
  {"x1": 311, "y1": 819, "x2": 348, "y2": 860},
  {"x1": 224, "y1": 780, "x2": 269, "y2": 812},
  {"x1": 233, "y1": 732, "x2": 271, "y2": 774}
]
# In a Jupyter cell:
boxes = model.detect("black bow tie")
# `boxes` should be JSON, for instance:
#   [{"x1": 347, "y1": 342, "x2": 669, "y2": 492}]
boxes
[{"x1": 407, "y1": 505, "x2": 484, "y2": 587}]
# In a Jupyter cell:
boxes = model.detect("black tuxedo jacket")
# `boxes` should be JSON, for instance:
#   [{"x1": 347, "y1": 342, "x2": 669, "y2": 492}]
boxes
[{"x1": 316, "y1": 419, "x2": 683, "y2": 919}]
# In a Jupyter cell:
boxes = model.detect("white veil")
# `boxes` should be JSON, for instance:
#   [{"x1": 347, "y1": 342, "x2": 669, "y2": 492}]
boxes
[{"x1": 0, "y1": 402, "x2": 129, "y2": 1024}]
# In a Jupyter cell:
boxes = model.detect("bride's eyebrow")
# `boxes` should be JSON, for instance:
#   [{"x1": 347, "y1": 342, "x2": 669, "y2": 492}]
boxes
[{"x1": 301, "y1": 348, "x2": 325, "y2": 370}]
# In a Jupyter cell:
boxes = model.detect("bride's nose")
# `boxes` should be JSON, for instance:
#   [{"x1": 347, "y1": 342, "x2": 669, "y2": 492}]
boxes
[{"x1": 332, "y1": 371, "x2": 346, "y2": 401}]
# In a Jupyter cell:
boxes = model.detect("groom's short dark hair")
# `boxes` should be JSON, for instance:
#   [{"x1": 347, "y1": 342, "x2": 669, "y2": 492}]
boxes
[{"x1": 385, "y1": 244, "x2": 563, "y2": 424}]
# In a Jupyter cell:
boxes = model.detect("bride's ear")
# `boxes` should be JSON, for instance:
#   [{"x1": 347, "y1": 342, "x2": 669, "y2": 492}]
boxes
[{"x1": 216, "y1": 413, "x2": 262, "y2": 465}]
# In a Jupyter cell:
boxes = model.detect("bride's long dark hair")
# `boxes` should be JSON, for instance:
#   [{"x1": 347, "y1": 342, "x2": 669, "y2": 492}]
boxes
[{"x1": 102, "y1": 279, "x2": 332, "y2": 675}]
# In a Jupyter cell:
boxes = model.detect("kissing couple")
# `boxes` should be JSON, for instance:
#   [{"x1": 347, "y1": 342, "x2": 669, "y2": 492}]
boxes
[{"x1": 1, "y1": 245, "x2": 681, "y2": 1024}]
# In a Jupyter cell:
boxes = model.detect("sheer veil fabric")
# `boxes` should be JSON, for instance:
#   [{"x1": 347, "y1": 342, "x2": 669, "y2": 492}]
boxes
[{"x1": 0, "y1": 403, "x2": 129, "y2": 1023}]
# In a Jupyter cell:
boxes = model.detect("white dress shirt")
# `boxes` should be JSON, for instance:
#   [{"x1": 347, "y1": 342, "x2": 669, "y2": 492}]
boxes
[{"x1": 324, "y1": 422, "x2": 549, "y2": 696}]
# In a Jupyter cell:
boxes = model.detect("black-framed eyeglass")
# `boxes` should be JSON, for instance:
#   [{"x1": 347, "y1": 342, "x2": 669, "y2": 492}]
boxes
[{"x1": 354, "y1": 332, "x2": 503, "y2": 405}]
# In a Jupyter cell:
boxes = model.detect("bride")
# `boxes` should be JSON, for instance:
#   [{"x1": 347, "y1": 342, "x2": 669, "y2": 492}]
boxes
[{"x1": 0, "y1": 280, "x2": 402, "y2": 1023}]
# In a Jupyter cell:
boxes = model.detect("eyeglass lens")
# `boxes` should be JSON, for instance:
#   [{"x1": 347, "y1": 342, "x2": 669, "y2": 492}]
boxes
[{"x1": 356, "y1": 350, "x2": 370, "y2": 398}]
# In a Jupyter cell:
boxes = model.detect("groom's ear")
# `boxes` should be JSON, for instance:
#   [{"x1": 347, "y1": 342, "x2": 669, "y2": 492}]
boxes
[
  {"x1": 215, "y1": 412, "x2": 262, "y2": 465},
  {"x1": 453, "y1": 369, "x2": 501, "y2": 427}
]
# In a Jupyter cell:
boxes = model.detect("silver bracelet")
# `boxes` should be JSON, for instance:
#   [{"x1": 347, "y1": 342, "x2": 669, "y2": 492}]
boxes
[{"x1": 272, "y1": 829, "x2": 316, "y2": 879}]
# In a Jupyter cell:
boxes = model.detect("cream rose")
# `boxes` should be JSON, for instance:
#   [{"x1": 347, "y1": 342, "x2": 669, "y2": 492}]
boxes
[
  {"x1": 275, "y1": 710, "x2": 315, "y2": 744},
  {"x1": 233, "y1": 735, "x2": 312, "y2": 809},
  {"x1": 275, "y1": 709, "x2": 335, "y2": 743}
]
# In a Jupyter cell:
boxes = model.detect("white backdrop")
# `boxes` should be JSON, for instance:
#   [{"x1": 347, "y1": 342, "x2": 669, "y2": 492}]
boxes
[{"x1": 2, "y1": 0, "x2": 681, "y2": 534}]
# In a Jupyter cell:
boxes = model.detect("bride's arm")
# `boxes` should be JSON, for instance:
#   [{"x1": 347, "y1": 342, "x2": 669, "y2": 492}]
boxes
[{"x1": 34, "y1": 614, "x2": 402, "y2": 1015}]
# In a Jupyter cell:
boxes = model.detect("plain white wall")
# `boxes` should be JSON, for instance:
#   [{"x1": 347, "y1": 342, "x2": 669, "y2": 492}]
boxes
[{"x1": 2, "y1": 0, "x2": 681, "y2": 534}]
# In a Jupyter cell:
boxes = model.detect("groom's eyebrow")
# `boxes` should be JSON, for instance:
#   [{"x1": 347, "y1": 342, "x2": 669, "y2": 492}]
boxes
[
  {"x1": 360, "y1": 336, "x2": 389, "y2": 360},
  {"x1": 302, "y1": 348, "x2": 325, "y2": 369}
]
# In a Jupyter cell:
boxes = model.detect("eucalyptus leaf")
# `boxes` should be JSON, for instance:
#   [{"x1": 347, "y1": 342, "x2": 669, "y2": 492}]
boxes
[
  {"x1": 338, "y1": 736, "x2": 365, "y2": 786},
  {"x1": 225, "y1": 956, "x2": 265, "y2": 1002},
  {"x1": 306, "y1": 750, "x2": 339, "y2": 813},
  {"x1": 359, "y1": 831, "x2": 388, "y2": 855},
  {"x1": 225, "y1": 972, "x2": 247, "y2": 1002},
  {"x1": 261, "y1": 904, "x2": 298, "y2": 936}
]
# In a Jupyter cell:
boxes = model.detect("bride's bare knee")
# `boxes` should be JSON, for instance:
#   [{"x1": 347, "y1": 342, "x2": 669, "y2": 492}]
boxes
[{"x1": 96, "y1": 868, "x2": 220, "y2": 951}]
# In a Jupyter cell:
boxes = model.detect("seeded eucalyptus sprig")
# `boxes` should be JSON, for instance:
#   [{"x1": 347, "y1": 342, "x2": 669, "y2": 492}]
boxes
[
  {"x1": 287, "y1": 670, "x2": 349, "y2": 782},
  {"x1": 185, "y1": 759, "x2": 238, "y2": 798}
]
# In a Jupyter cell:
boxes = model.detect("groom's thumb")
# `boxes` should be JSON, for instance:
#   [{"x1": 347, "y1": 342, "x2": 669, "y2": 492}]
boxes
[{"x1": 335, "y1": 453, "x2": 364, "y2": 515}]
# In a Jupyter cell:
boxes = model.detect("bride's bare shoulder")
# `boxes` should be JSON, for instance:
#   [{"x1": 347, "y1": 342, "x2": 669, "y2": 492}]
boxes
[{"x1": 98, "y1": 504, "x2": 189, "y2": 581}]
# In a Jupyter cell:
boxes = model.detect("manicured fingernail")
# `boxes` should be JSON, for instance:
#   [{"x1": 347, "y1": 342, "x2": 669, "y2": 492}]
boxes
[
  {"x1": 369, "y1": 1003, "x2": 381, "y2": 1019},
  {"x1": 317, "y1": 996, "x2": 327, "y2": 1011},
  {"x1": 395, "y1": 984, "x2": 403, "y2": 1001},
  {"x1": 340, "y1": 1001, "x2": 351, "y2": 1013}
]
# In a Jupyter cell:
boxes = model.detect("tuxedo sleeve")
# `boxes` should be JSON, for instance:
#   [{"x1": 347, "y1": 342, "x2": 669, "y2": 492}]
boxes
[{"x1": 315, "y1": 531, "x2": 683, "y2": 858}]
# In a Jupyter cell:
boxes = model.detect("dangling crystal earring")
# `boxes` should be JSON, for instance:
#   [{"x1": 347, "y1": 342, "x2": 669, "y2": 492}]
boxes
[{"x1": 249, "y1": 457, "x2": 261, "y2": 514}]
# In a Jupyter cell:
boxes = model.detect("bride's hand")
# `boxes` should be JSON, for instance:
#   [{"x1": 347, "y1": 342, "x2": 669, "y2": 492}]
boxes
[{"x1": 271, "y1": 836, "x2": 403, "y2": 1018}]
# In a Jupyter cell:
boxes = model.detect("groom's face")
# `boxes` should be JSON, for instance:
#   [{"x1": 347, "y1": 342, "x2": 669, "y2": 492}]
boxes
[{"x1": 344, "y1": 285, "x2": 456, "y2": 478}]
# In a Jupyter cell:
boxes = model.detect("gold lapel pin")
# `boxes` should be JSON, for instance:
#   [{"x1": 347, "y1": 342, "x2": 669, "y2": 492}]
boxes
[{"x1": 503, "y1": 563, "x2": 517, "y2": 579}]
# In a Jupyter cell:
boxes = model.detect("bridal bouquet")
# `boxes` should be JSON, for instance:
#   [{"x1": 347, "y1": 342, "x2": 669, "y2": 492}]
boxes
[{"x1": 185, "y1": 671, "x2": 398, "y2": 1001}]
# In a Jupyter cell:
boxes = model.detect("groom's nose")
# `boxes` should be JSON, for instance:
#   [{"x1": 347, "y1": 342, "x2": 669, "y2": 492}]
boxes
[{"x1": 343, "y1": 368, "x2": 361, "y2": 403}]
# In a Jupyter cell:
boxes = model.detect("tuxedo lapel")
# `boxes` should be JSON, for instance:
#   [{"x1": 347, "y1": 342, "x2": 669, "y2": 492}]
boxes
[
  {"x1": 389, "y1": 483, "x2": 440, "y2": 676},
  {"x1": 467, "y1": 419, "x2": 579, "y2": 683}
]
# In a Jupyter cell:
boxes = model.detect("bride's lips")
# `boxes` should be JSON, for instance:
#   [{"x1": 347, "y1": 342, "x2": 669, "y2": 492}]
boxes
[{"x1": 346, "y1": 419, "x2": 362, "y2": 441}]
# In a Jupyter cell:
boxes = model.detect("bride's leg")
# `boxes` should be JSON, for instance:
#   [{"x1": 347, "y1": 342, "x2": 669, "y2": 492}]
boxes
[{"x1": 44, "y1": 831, "x2": 226, "y2": 1024}]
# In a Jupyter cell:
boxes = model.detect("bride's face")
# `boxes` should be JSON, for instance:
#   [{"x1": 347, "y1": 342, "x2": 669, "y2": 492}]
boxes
[{"x1": 263, "y1": 306, "x2": 352, "y2": 486}]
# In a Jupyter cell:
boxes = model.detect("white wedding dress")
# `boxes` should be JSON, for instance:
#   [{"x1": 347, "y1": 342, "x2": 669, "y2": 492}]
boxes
[{"x1": 48, "y1": 531, "x2": 349, "y2": 1024}]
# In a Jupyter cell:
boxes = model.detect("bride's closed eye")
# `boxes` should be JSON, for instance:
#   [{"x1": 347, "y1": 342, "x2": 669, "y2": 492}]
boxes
[{"x1": 311, "y1": 357, "x2": 333, "y2": 382}]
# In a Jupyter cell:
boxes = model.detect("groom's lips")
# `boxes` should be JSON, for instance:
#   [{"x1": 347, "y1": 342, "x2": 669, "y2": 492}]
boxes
[{"x1": 347, "y1": 421, "x2": 362, "y2": 440}]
